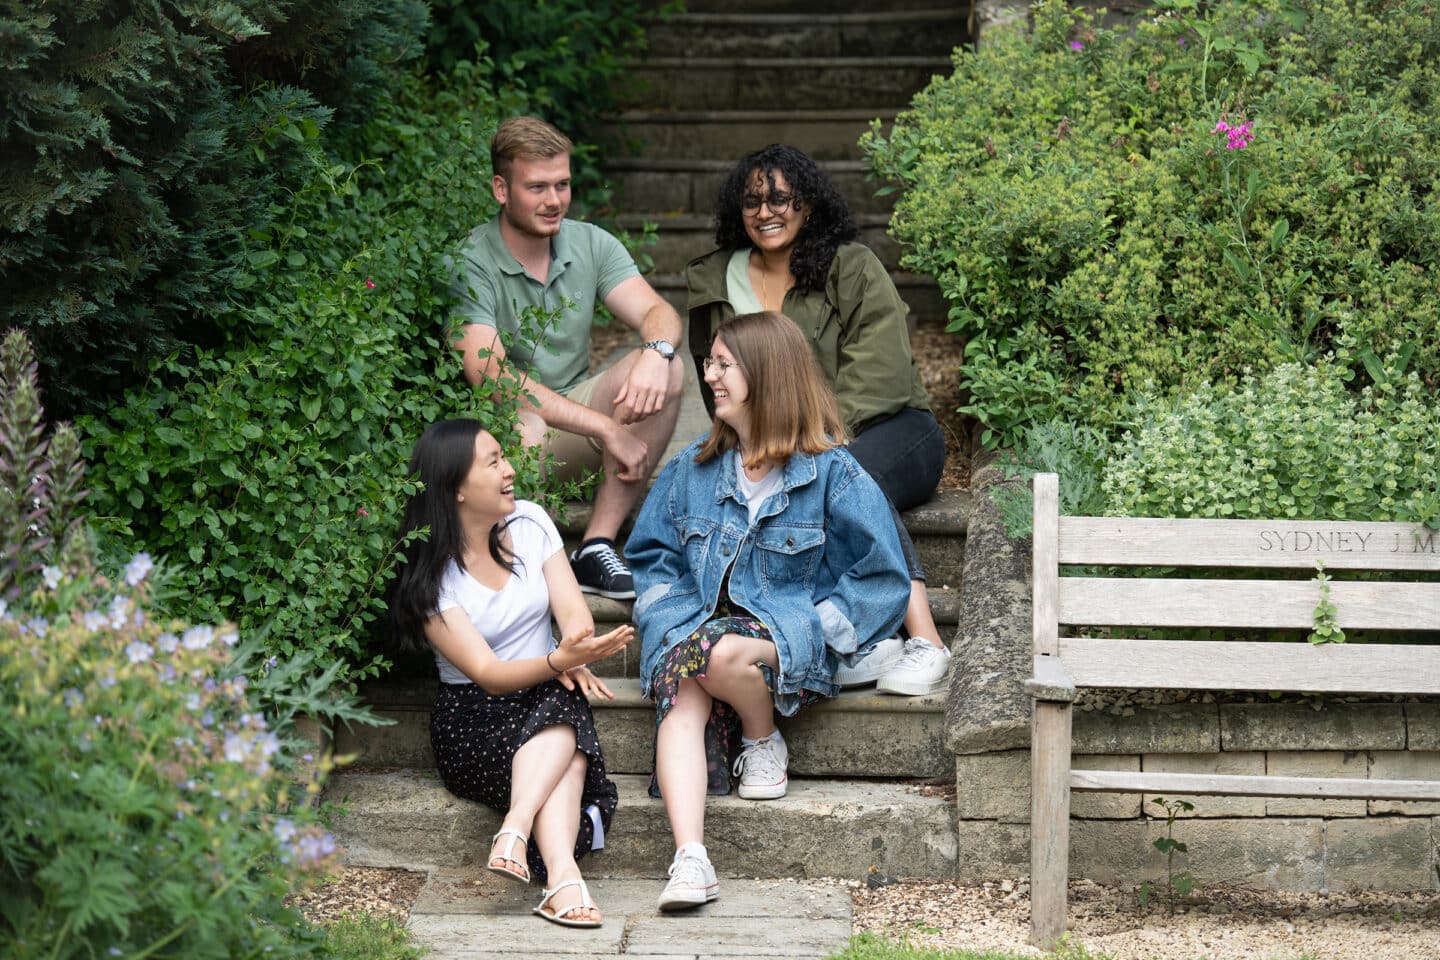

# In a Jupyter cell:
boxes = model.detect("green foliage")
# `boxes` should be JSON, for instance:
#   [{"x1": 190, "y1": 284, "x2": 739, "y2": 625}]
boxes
[
  {"x1": 1309, "y1": 562, "x2": 1346, "y2": 643},
  {"x1": 866, "y1": 0, "x2": 1440, "y2": 447},
  {"x1": 1146, "y1": 797, "x2": 1197, "y2": 915},
  {"x1": 0, "y1": 330, "x2": 91, "y2": 597},
  {"x1": 1, "y1": 322, "x2": 377, "y2": 960},
  {"x1": 1103, "y1": 359, "x2": 1440, "y2": 525},
  {"x1": 309, "y1": 912, "x2": 425, "y2": 960},
  {"x1": 1, "y1": 1, "x2": 427, "y2": 419},
  {"x1": 425, "y1": 0, "x2": 662, "y2": 137},
  {"x1": 991, "y1": 418, "x2": 1112, "y2": 539},
  {"x1": 81, "y1": 61, "x2": 584, "y2": 683}
]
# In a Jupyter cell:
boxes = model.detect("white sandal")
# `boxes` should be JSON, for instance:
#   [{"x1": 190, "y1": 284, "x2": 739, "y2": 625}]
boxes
[
  {"x1": 486, "y1": 828, "x2": 530, "y2": 884},
  {"x1": 533, "y1": 877, "x2": 602, "y2": 928}
]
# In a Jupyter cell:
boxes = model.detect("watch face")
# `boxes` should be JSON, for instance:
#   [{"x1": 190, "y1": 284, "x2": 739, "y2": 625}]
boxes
[{"x1": 646, "y1": 340, "x2": 675, "y2": 360}]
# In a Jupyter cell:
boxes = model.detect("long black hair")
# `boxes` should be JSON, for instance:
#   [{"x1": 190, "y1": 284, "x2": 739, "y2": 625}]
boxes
[
  {"x1": 386, "y1": 419, "x2": 517, "y2": 653},
  {"x1": 712, "y1": 144, "x2": 859, "y2": 293}
]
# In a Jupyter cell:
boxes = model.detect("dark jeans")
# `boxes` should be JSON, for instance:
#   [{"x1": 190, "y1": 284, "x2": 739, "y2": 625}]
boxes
[{"x1": 848, "y1": 407, "x2": 945, "y2": 583}]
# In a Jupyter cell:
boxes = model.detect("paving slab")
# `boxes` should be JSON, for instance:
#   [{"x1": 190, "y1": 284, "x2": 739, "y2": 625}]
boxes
[{"x1": 407, "y1": 870, "x2": 853, "y2": 959}]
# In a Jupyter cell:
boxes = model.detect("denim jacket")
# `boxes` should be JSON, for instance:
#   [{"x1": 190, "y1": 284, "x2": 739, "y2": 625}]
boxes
[{"x1": 626, "y1": 437, "x2": 908, "y2": 702}]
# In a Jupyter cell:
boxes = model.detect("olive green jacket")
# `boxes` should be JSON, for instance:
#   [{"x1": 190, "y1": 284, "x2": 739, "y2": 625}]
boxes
[{"x1": 686, "y1": 242, "x2": 930, "y2": 434}]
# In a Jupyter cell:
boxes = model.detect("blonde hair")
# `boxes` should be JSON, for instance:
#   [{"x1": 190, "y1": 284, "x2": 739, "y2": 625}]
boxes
[
  {"x1": 697, "y1": 311, "x2": 846, "y2": 468},
  {"x1": 490, "y1": 116, "x2": 572, "y2": 180}
]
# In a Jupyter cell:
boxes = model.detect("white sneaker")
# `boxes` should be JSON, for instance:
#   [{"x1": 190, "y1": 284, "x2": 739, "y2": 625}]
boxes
[
  {"x1": 657, "y1": 851, "x2": 719, "y2": 911},
  {"x1": 833, "y1": 636, "x2": 904, "y2": 687},
  {"x1": 876, "y1": 637, "x2": 952, "y2": 696},
  {"x1": 733, "y1": 735, "x2": 788, "y2": 800}
]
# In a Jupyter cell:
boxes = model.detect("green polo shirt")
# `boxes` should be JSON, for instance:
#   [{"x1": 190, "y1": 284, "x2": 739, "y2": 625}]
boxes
[{"x1": 452, "y1": 216, "x2": 639, "y2": 394}]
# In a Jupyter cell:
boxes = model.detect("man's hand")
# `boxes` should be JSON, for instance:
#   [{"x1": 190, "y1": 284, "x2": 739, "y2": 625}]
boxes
[
  {"x1": 611, "y1": 349, "x2": 672, "y2": 425},
  {"x1": 600, "y1": 421, "x2": 650, "y2": 482}
]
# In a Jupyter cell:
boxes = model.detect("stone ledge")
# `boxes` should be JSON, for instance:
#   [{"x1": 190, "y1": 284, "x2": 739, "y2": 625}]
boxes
[{"x1": 1222, "y1": 703, "x2": 1407, "y2": 752}]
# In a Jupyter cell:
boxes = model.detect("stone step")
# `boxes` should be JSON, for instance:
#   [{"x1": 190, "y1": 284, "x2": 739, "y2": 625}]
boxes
[
  {"x1": 336, "y1": 672, "x2": 951, "y2": 776},
  {"x1": 602, "y1": 108, "x2": 895, "y2": 164},
  {"x1": 604, "y1": 157, "x2": 897, "y2": 218},
  {"x1": 647, "y1": 269, "x2": 950, "y2": 328},
  {"x1": 617, "y1": 210, "x2": 902, "y2": 274},
  {"x1": 621, "y1": 57, "x2": 953, "y2": 110},
  {"x1": 642, "y1": 11, "x2": 968, "y2": 59},
  {"x1": 556, "y1": 487, "x2": 971, "y2": 589},
  {"x1": 326, "y1": 769, "x2": 959, "y2": 879}
]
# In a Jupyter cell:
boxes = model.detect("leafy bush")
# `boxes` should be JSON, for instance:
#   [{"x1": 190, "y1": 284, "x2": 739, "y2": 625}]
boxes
[
  {"x1": 866, "y1": 0, "x2": 1440, "y2": 447},
  {"x1": 0, "y1": 329, "x2": 363, "y2": 960},
  {"x1": 1, "y1": 1, "x2": 427, "y2": 419},
  {"x1": 1104, "y1": 359, "x2": 1440, "y2": 525},
  {"x1": 991, "y1": 418, "x2": 1113, "y2": 538},
  {"x1": 80, "y1": 61, "x2": 585, "y2": 683}
]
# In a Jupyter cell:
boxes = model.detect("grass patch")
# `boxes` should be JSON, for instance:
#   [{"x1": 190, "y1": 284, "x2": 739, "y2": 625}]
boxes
[{"x1": 317, "y1": 913, "x2": 426, "y2": 960}]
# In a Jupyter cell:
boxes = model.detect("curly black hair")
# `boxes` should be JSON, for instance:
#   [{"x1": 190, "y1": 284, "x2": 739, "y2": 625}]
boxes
[{"x1": 712, "y1": 144, "x2": 859, "y2": 293}]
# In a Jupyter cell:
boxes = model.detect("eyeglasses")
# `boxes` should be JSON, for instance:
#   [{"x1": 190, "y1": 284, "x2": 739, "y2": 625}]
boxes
[
  {"x1": 741, "y1": 192, "x2": 794, "y2": 216},
  {"x1": 702, "y1": 357, "x2": 738, "y2": 376}
]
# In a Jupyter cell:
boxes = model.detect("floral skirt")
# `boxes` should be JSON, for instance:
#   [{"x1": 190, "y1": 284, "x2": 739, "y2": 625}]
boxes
[
  {"x1": 430, "y1": 679, "x2": 618, "y2": 885},
  {"x1": 648, "y1": 598, "x2": 821, "y2": 797}
]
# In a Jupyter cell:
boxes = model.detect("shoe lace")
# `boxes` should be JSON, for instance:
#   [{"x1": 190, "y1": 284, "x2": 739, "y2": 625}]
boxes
[
  {"x1": 591, "y1": 545, "x2": 627, "y2": 578},
  {"x1": 668, "y1": 852, "x2": 709, "y2": 885},
  {"x1": 732, "y1": 738, "x2": 783, "y2": 781},
  {"x1": 892, "y1": 637, "x2": 939, "y2": 670}
]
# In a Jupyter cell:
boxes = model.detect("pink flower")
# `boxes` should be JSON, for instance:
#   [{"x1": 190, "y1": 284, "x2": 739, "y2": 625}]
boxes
[
  {"x1": 1213, "y1": 118, "x2": 1253, "y2": 150},
  {"x1": 364, "y1": 278, "x2": 376, "y2": 289},
  {"x1": 1070, "y1": 41, "x2": 1084, "y2": 51},
  {"x1": 357, "y1": 507, "x2": 370, "y2": 518}
]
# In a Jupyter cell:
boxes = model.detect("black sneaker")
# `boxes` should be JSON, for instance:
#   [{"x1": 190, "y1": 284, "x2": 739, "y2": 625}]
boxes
[{"x1": 570, "y1": 543, "x2": 635, "y2": 600}]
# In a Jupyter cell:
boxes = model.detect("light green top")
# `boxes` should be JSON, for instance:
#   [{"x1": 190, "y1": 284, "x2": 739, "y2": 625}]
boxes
[
  {"x1": 724, "y1": 248, "x2": 764, "y2": 314},
  {"x1": 451, "y1": 216, "x2": 639, "y2": 394}
]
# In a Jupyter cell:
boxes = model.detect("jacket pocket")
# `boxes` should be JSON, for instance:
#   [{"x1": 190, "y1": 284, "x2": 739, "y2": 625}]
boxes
[
  {"x1": 681, "y1": 518, "x2": 716, "y2": 573},
  {"x1": 755, "y1": 526, "x2": 825, "y2": 583}
]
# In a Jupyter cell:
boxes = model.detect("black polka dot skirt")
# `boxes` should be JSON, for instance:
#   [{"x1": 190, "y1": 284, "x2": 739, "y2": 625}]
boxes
[{"x1": 429, "y1": 679, "x2": 618, "y2": 885}]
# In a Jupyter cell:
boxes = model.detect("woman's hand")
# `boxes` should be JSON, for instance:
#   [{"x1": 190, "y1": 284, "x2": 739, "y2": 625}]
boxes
[
  {"x1": 556, "y1": 665, "x2": 616, "y2": 700},
  {"x1": 555, "y1": 623, "x2": 634, "y2": 670}
]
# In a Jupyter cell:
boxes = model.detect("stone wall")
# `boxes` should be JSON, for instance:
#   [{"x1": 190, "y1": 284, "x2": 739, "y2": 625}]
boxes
[{"x1": 945, "y1": 456, "x2": 1440, "y2": 892}]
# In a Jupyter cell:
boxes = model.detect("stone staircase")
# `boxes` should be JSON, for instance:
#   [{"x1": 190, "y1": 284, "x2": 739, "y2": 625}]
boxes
[
  {"x1": 323, "y1": 0, "x2": 975, "y2": 905},
  {"x1": 601, "y1": 1, "x2": 971, "y2": 328}
]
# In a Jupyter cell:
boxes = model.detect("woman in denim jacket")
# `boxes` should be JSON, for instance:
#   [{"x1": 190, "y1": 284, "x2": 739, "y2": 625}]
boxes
[{"x1": 624, "y1": 310, "x2": 908, "y2": 912}]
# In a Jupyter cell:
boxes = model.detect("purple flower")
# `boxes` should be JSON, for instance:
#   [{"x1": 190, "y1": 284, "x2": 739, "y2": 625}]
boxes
[
  {"x1": 125, "y1": 641, "x2": 155, "y2": 664},
  {"x1": 63, "y1": 688, "x2": 84, "y2": 707},
  {"x1": 22, "y1": 616, "x2": 48, "y2": 638},
  {"x1": 157, "y1": 632, "x2": 178, "y2": 653},
  {"x1": 273, "y1": 818, "x2": 297, "y2": 843},
  {"x1": 1069, "y1": 40, "x2": 1084, "y2": 50},
  {"x1": 182, "y1": 625, "x2": 214, "y2": 651},
  {"x1": 124, "y1": 552, "x2": 154, "y2": 586},
  {"x1": 84, "y1": 610, "x2": 107, "y2": 631},
  {"x1": 108, "y1": 596, "x2": 131, "y2": 629}
]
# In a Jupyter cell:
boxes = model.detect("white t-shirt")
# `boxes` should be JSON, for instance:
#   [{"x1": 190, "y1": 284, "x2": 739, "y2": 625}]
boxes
[
  {"x1": 735, "y1": 453, "x2": 783, "y2": 525},
  {"x1": 433, "y1": 500, "x2": 563, "y2": 684}
]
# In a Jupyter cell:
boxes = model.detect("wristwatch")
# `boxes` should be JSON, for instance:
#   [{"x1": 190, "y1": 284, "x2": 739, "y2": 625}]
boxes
[{"x1": 641, "y1": 339, "x2": 676, "y2": 361}]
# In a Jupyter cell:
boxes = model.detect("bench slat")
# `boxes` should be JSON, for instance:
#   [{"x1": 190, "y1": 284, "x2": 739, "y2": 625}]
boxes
[
  {"x1": 1057, "y1": 637, "x2": 1440, "y2": 695},
  {"x1": 1058, "y1": 516, "x2": 1440, "y2": 571},
  {"x1": 1070, "y1": 769, "x2": 1440, "y2": 801},
  {"x1": 1057, "y1": 578, "x2": 1440, "y2": 630}
]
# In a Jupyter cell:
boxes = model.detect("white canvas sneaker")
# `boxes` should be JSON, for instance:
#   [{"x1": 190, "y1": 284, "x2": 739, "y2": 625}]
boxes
[
  {"x1": 876, "y1": 637, "x2": 952, "y2": 696},
  {"x1": 832, "y1": 636, "x2": 905, "y2": 687},
  {"x1": 733, "y1": 735, "x2": 788, "y2": 800},
  {"x1": 657, "y1": 850, "x2": 719, "y2": 911}
]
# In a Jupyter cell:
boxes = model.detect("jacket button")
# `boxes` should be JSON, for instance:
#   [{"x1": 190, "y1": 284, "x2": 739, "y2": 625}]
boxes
[{"x1": 723, "y1": 546, "x2": 732, "y2": 556}]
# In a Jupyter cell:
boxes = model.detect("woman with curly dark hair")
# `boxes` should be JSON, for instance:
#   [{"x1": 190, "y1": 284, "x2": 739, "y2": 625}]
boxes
[{"x1": 686, "y1": 143, "x2": 951, "y2": 696}]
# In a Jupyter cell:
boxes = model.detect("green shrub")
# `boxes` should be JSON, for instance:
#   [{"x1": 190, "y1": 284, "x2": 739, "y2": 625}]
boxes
[
  {"x1": 1, "y1": 2, "x2": 427, "y2": 419},
  {"x1": 866, "y1": 0, "x2": 1440, "y2": 447},
  {"x1": 1103, "y1": 359, "x2": 1440, "y2": 525},
  {"x1": 0, "y1": 328, "x2": 365, "y2": 960},
  {"x1": 80, "y1": 61, "x2": 586, "y2": 682}
]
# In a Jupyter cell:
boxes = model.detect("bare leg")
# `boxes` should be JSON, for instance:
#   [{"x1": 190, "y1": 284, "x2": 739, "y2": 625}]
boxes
[
  {"x1": 532, "y1": 750, "x2": 600, "y2": 923},
  {"x1": 492, "y1": 725, "x2": 581, "y2": 875},
  {"x1": 904, "y1": 579, "x2": 945, "y2": 647},
  {"x1": 655, "y1": 677, "x2": 712, "y2": 850},
  {"x1": 583, "y1": 350, "x2": 685, "y2": 541},
  {"x1": 693, "y1": 634, "x2": 780, "y2": 739}
]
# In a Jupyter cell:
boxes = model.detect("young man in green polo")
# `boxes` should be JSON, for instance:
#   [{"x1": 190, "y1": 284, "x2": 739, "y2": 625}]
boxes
[{"x1": 451, "y1": 116, "x2": 685, "y2": 599}]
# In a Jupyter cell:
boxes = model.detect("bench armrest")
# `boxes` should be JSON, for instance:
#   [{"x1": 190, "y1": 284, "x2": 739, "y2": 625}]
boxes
[{"x1": 1025, "y1": 654, "x2": 1076, "y2": 702}]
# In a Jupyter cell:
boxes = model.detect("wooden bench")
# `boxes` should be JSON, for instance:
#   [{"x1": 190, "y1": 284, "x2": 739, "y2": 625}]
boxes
[{"x1": 1025, "y1": 472, "x2": 1440, "y2": 947}]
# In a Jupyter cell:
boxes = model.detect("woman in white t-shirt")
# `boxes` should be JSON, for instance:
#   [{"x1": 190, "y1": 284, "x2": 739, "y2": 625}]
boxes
[{"x1": 388, "y1": 419, "x2": 633, "y2": 929}]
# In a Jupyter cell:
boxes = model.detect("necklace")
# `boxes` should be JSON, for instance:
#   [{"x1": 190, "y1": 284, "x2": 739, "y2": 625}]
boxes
[{"x1": 759, "y1": 268, "x2": 771, "y2": 310}]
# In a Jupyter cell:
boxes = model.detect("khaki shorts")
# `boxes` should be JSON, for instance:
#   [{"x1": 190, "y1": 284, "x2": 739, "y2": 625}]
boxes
[{"x1": 540, "y1": 371, "x2": 606, "y2": 483}]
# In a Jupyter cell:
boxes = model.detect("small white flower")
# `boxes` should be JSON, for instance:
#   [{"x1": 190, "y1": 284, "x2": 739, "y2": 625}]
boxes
[
  {"x1": 124, "y1": 552, "x2": 153, "y2": 586},
  {"x1": 125, "y1": 641, "x2": 154, "y2": 664},
  {"x1": 181, "y1": 625, "x2": 214, "y2": 651},
  {"x1": 42, "y1": 566, "x2": 62, "y2": 590}
]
